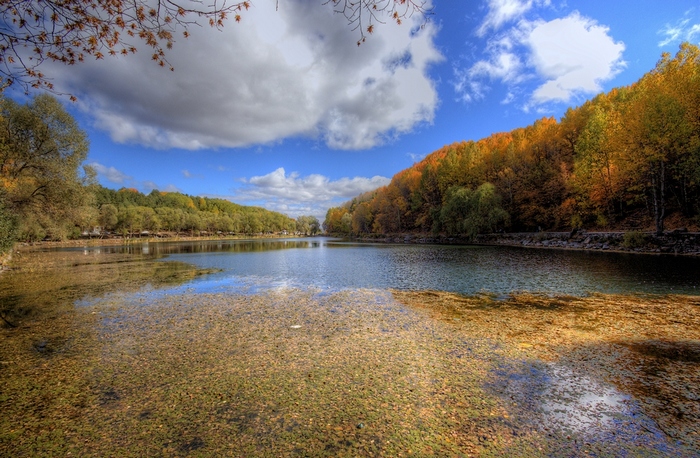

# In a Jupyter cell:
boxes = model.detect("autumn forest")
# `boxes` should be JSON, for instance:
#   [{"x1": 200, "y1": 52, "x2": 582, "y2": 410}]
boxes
[{"x1": 324, "y1": 44, "x2": 700, "y2": 239}]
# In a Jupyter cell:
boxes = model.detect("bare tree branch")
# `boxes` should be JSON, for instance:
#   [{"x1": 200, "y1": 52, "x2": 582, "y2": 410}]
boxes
[{"x1": 324, "y1": 0, "x2": 431, "y2": 46}]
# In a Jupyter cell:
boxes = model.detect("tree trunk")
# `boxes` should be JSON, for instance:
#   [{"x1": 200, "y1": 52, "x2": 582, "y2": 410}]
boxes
[{"x1": 651, "y1": 160, "x2": 666, "y2": 236}]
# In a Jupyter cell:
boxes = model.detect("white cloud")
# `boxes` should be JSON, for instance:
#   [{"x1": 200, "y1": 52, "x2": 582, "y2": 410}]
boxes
[
  {"x1": 232, "y1": 167, "x2": 390, "y2": 220},
  {"x1": 48, "y1": 0, "x2": 442, "y2": 151},
  {"x1": 456, "y1": 8, "x2": 625, "y2": 108},
  {"x1": 658, "y1": 11, "x2": 700, "y2": 47},
  {"x1": 477, "y1": 0, "x2": 550, "y2": 36},
  {"x1": 526, "y1": 13, "x2": 625, "y2": 104},
  {"x1": 407, "y1": 152, "x2": 428, "y2": 163},
  {"x1": 90, "y1": 162, "x2": 180, "y2": 193},
  {"x1": 182, "y1": 169, "x2": 203, "y2": 179},
  {"x1": 89, "y1": 162, "x2": 132, "y2": 184}
]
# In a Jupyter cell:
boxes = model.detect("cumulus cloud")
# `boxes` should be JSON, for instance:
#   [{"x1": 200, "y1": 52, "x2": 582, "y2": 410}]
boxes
[
  {"x1": 526, "y1": 14, "x2": 626, "y2": 104},
  {"x1": 48, "y1": 0, "x2": 442, "y2": 151},
  {"x1": 232, "y1": 167, "x2": 390, "y2": 220},
  {"x1": 456, "y1": 5, "x2": 625, "y2": 108}
]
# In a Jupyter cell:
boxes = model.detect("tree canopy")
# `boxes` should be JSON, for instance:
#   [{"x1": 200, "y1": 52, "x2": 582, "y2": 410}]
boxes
[{"x1": 0, "y1": 93, "x2": 93, "y2": 239}]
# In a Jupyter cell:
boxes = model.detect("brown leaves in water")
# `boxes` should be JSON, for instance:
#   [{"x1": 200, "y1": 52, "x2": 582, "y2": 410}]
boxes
[{"x1": 393, "y1": 289, "x2": 700, "y2": 449}]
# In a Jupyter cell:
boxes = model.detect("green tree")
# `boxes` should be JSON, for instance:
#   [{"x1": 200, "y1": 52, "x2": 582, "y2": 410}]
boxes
[
  {"x1": 439, "y1": 183, "x2": 508, "y2": 239},
  {"x1": 184, "y1": 212, "x2": 203, "y2": 235},
  {"x1": 296, "y1": 215, "x2": 320, "y2": 236},
  {"x1": 99, "y1": 204, "x2": 119, "y2": 231},
  {"x1": 0, "y1": 93, "x2": 91, "y2": 240}
]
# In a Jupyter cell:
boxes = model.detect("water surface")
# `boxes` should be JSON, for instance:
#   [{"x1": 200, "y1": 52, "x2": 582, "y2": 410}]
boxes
[{"x1": 60, "y1": 237, "x2": 700, "y2": 296}]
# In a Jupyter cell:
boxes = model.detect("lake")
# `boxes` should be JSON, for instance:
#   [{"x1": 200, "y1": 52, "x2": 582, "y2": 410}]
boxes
[{"x1": 64, "y1": 237, "x2": 700, "y2": 296}]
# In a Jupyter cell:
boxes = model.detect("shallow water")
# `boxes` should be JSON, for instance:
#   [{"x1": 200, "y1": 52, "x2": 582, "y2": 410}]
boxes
[{"x1": 2, "y1": 240, "x2": 698, "y2": 456}]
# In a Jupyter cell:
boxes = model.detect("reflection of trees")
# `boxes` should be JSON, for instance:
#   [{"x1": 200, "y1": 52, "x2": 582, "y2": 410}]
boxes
[{"x1": 104, "y1": 239, "x2": 317, "y2": 256}]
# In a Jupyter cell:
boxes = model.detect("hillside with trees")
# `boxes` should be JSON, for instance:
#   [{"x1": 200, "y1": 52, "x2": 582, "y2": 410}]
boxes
[{"x1": 324, "y1": 43, "x2": 700, "y2": 238}]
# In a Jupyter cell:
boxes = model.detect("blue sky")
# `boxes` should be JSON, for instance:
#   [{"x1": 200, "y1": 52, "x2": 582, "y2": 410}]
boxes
[{"x1": 20, "y1": 0, "x2": 700, "y2": 221}]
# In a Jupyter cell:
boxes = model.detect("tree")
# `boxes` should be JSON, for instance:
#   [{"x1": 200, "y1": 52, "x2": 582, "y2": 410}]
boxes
[
  {"x1": 323, "y1": 207, "x2": 348, "y2": 234},
  {"x1": 573, "y1": 105, "x2": 620, "y2": 219},
  {"x1": 0, "y1": 198, "x2": 17, "y2": 253},
  {"x1": 184, "y1": 211, "x2": 202, "y2": 235},
  {"x1": 118, "y1": 206, "x2": 143, "y2": 235},
  {"x1": 296, "y1": 215, "x2": 320, "y2": 236},
  {"x1": 439, "y1": 183, "x2": 508, "y2": 239},
  {"x1": 73, "y1": 204, "x2": 98, "y2": 235},
  {"x1": 99, "y1": 203, "x2": 119, "y2": 231},
  {"x1": 351, "y1": 202, "x2": 372, "y2": 234},
  {"x1": 618, "y1": 44, "x2": 699, "y2": 234},
  {"x1": 0, "y1": 0, "x2": 429, "y2": 93},
  {"x1": 0, "y1": 93, "x2": 92, "y2": 239}
]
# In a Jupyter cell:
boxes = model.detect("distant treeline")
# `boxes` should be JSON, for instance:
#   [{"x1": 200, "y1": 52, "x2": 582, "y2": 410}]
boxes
[
  {"x1": 324, "y1": 43, "x2": 700, "y2": 238},
  {"x1": 91, "y1": 186, "x2": 306, "y2": 237},
  {"x1": 0, "y1": 94, "x2": 317, "y2": 253}
]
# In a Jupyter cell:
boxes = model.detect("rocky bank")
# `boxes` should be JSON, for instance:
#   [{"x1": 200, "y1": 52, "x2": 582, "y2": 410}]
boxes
[{"x1": 356, "y1": 230, "x2": 700, "y2": 255}]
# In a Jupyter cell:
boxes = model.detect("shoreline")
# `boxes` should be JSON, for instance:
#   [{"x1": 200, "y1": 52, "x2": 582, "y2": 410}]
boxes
[
  {"x1": 8, "y1": 230, "x2": 700, "y2": 259},
  {"x1": 348, "y1": 230, "x2": 700, "y2": 256}
]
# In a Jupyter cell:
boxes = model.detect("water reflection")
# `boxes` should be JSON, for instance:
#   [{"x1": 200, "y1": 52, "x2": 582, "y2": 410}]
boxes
[
  {"x1": 58, "y1": 238, "x2": 318, "y2": 256},
  {"x1": 57, "y1": 238, "x2": 700, "y2": 296},
  {"x1": 489, "y1": 359, "x2": 675, "y2": 454}
]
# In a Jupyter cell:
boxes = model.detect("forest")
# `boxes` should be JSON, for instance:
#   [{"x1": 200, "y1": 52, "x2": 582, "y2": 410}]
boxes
[
  {"x1": 324, "y1": 43, "x2": 700, "y2": 239},
  {"x1": 0, "y1": 94, "x2": 318, "y2": 254}
]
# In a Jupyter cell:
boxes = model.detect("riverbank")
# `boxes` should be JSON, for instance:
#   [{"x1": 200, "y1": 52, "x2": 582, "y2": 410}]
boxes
[
  {"x1": 1, "y1": 248, "x2": 699, "y2": 456},
  {"x1": 10, "y1": 230, "x2": 700, "y2": 256},
  {"x1": 352, "y1": 230, "x2": 700, "y2": 255}
]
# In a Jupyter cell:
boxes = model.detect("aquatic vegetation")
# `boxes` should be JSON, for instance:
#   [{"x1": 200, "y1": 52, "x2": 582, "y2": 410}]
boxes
[{"x1": 1, "y1": 247, "x2": 698, "y2": 456}]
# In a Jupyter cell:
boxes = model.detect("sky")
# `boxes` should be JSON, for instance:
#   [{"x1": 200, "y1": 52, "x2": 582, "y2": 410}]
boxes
[{"x1": 15, "y1": 0, "x2": 700, "y2": 222}]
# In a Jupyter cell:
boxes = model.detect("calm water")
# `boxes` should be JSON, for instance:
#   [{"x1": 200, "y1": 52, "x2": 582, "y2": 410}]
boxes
[{"x1": 64, "y1": 238, "x2": 700, "y2": 296}]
